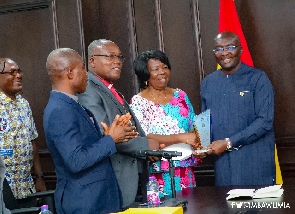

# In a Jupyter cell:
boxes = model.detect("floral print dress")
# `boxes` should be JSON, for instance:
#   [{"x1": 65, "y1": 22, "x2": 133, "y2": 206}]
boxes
[{"x1": 130, "y1": 89, "x2": 200, "y2": 197}]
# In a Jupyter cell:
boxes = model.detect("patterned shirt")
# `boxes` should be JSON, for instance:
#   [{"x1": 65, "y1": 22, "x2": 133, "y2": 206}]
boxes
[
  {"x1": 130, "y1": 89, "x2": 195, "y2": 135},
  {"x1": 0, "y1": 92, "x2": 38, "y2": 199},
  {"x1": 130, "y1": 89, "x2": 199, "y2": 196}
]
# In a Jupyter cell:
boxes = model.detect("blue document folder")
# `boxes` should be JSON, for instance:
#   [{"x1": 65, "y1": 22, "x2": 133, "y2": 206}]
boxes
[{"x1": 193, "y1": 109, "x2": 211, "y2": 148}]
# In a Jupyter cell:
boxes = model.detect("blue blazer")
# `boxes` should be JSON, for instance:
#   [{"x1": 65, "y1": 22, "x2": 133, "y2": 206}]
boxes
[{"x1": 43, "y1": 91, "x2": 122, "y2": 214}]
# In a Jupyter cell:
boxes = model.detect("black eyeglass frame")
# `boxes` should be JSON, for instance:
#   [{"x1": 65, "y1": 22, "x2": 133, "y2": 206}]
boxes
[
  {"x1": 91, "y1": 54, "x2": 125, "y2": 62},
  {"x1": 0, "y1": 61, "x2": 5, "y2": 73},
  {"x1": 213, "y1": 45, "x2": 241, "y2": 54},
  {"x1": 0, "y1": 66, "x2": 24, "y2": 76}
]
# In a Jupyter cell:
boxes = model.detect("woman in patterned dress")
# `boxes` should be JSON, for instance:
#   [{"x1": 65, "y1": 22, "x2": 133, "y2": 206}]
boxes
[{"x1": 130, "y1": 50, "x2": 202, "y2": 197}]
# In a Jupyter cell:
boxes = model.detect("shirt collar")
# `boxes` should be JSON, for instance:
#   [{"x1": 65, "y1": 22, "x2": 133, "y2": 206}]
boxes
[
  {"x1": 0, "y1": 91, "x2": 20, "y2": 105},
  {"x1": 52, "y1": 90, "x2": 78, "y2": 102},
  {"x1": 94, "y1": 73, "x2": 114, "y2": 89}
]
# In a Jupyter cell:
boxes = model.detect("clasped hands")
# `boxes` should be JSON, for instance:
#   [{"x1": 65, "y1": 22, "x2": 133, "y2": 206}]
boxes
[{"x1": 101, "y1": 113, "x2": 138, "y2": 143}]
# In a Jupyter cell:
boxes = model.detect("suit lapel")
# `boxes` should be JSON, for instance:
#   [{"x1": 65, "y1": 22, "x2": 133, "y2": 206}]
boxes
[
  {"x1": 89, "y1": 73, "x2": 127, "y2": 115},
  {"x1": 88, "y1": 73, "x2": 146, "y2": 135},
  {"x1": 82, "y1": 106, "x2": 102, "y2": 133}
]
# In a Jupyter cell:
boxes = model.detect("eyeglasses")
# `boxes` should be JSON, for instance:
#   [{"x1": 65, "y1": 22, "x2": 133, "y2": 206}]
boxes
[
  {"x1": 92, "y1": 54, "x2": 125, "y2": 62},
  {"x1": 1, "y1": 69, "x2": 24, "y2": 76},
  {"x1": 213, "y1": 45, "x2": 240, "y2": 54}
]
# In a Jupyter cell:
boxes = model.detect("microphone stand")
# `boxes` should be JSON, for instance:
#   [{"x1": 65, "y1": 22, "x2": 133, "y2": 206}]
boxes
[
  {"x1": 130, "y1": 150, "x2": 188, "y2": 209},
  {"x1": 168, "y1": 156, "x2": 176, "y2": 198},
  {"x1": 163, "y1": 154, "x2": 188, "y2": 208}
]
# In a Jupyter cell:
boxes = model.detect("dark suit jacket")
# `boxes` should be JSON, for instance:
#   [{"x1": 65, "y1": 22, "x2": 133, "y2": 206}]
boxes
[
  {"x1": 0, "y1": 157, "x2": 11, "y2": 214},
  {"x1": 43, "y1": 91, "x2": 121, "y2": 214},
  {"x1": 78, "y1": 72, "x2": 149, "y2": 208}
]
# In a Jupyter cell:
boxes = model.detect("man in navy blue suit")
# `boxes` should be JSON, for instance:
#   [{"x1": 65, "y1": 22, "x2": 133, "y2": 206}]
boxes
[
  {"x1": 202, "y1": 31, "x2": 275, "y2": 186},
  {"x1": 43, "y1": 48, "x2": 137, "y2": 214}
]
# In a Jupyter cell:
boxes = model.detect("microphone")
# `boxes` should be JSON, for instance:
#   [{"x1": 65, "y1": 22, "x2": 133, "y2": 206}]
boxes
[{"x1": 133, "y1": 150, "x2": 182, "y2": 158}]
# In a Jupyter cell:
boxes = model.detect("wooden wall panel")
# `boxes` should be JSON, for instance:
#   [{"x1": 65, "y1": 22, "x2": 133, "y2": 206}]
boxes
[
  {"x1": 0, "y1": 0, "x2": 55, "y2": 189},
  {"x1": 236, "y1": 1, "x2": 295, "y2": 184},
  {"x1": 238, "y1": 0, "x2": 295, "y2": 139},
  {"x1": 54, "y1": 0, "x2": 86, "y2": 60},
  {"x1": 0, "y1": 0, "x2": 86, "y2": 190},
  {"x1": 82, "y1": 0, "x2": 138, "y2": 101},
  {"x1": 0, "y1": 0, "x2": 85, "y2": 149},
  {"x1": 159, "y1": 0, "x2": 201, "y2": 112},
  {"x1": 0, "y1": 1, "x2": 55, "y2": 151},
  {"x1": 276, "y1": 137, "x2": 295, "y2": 185},
  {"x1": 133, "y1": 0, "x2": 158, "y2": 52},
  {"x1": 197, "y1": 0, "x2": 219, "y2": 77}
]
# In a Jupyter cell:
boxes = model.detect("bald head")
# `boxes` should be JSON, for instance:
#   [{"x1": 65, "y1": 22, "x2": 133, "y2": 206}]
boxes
[
  {"x1": 0, "y1": 58, "x2": 16, "y2": 63},
  {"x1": 46, "y1": 48, "x2": 81, "y2": 75},
  {"x1": 0, "y1": 58, "x2": 18, "y2": 72},
  {"x1": 46, "y1": 48, "x2": 87, "y2": 94},
  {"x1": 214, "y1": 31, "x2": 241, "y2": 46}
]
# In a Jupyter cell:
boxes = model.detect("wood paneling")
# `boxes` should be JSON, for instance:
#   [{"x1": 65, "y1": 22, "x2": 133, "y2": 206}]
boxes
[
  {"x1": 276, "y1": 137, "x2": 295, "y2": 185},
  {"x1": 0, "y1": 1, "x2": 55, "y2": 152},
  {"x1": 82, "y1": 0, "x2": 139, "y2": 101},
  {"x1": 0, "y1": 0, "x2": 85, "y2": 189},
  {"x1": 158, "y1": 0, "x2": 201, "y2": 111},
  {"x1": 1, "y1": 0, "x2": 294, "y2": 189},
  {"x1": 82, "y1": 0, "x2": 203, "y2": 108}
]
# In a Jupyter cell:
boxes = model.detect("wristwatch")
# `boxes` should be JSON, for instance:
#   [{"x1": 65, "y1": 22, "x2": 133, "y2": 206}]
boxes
[{"x1": 225, "y1": 138, "x2": 232, "y2": 151}]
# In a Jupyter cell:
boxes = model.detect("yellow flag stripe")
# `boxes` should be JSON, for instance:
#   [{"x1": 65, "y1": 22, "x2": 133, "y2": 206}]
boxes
[{"x1": 275, "y1": 144, "x2": 283, "y2": 184}]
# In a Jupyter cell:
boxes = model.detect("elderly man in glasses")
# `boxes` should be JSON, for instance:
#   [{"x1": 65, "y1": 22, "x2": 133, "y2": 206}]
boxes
[
  {"x1": 201, "y1": 31, "x2": 275, "y2": 186},
  {"x1": 0, "y1": 58, "x2": 46, "y2": 205},
  {"x1": 78, "y1": 39, "x2": 161, "y2": 209}
]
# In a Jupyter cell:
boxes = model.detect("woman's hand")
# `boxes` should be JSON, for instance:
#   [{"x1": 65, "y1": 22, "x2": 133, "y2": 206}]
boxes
[
  {"x1": 192, "y1": 150, "x2": 207, "y2": 159},
  {"x1": 180, "y1": 133, "x2": 202, "y2": 149}
]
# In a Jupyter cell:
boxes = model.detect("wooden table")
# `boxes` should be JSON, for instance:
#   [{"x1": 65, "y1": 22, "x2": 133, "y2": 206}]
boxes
[{"x1": 169, "y1": 185, "x2": 295, "y2": 214}]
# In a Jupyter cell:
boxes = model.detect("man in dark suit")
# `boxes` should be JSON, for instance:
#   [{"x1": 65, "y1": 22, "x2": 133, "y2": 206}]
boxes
[
  {"x1": 78, "y1": 39, "x2": 160, "y2": 208},
  {"x1": 202, "y1": 31, "x2": 275, "y2": 186},
  {"x1": 43, "y1": 48, "x2": 137, "y2": 214}
]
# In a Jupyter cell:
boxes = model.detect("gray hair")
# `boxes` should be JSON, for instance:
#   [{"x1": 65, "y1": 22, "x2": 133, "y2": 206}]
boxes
[{"x1": 87, "y1": 39, "x2": 115, "y2": 58}]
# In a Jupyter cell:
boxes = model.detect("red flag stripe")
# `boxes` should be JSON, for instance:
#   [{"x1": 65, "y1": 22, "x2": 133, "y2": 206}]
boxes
[{"x1": 219, "y1": 0, "x2": 253, "y2": 66}]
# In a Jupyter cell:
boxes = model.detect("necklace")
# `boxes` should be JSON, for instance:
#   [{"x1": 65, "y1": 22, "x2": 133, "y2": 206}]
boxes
[{"x1": 147, "y1": 88, "x2": 167, "y2": 101}]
